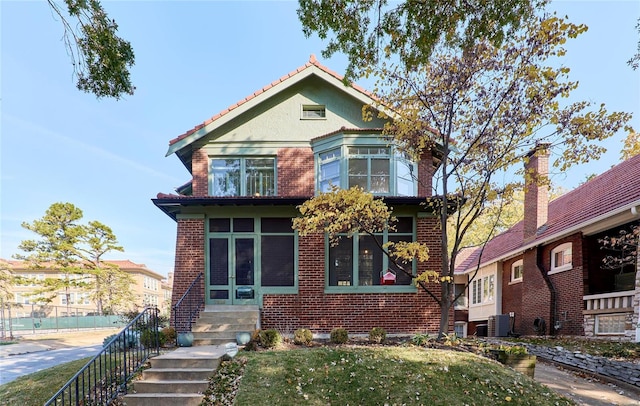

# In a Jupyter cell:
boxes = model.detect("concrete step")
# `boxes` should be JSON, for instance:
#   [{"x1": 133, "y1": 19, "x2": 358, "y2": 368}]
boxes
[
  {"x1": 194, "y1": 314, "x2": 258, "y2": 325},
  {"x1": 191, "y1": 322, "x2": 256, "y2": 332},
  {"x1": 122, "y1": 393, "x2": 204, "y2": 406},
  {"x1": 193, "y1": 337, "x2": 239, "y2": 346},
  {"x1": 149, "y1": 356, "x2": 220, "y2": 369},
  {"x1": 133, "y1": 379, "x2": 209, "y2": 394},
  {"x1": 142, "y1": 368, "x2": 214, "y2": 381}
]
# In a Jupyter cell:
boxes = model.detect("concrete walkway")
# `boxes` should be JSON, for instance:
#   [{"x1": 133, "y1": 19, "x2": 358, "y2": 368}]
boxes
[{"x1": 534, "y1": 360, "x2": 640, "y2": 406}]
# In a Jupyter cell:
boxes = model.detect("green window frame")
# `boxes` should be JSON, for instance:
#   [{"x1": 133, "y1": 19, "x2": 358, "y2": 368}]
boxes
[
  {"x1": 314, "y1": 135, "x2": 417, "y2": 196},
  {"x1": 325, "y1": 216, "x2": 417, "y2": 293}
]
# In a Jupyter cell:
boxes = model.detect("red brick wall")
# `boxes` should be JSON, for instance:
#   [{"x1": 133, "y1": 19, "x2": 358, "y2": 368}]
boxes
[
  {"x1": 170, "y1": 218, "x2": 205, "y2": 330},
  {"x1": 546, "y1": 234, "x2": 585, "y2": 336},
  {"x1": 192, "y1": 149, "x2": 209, "y2": 197},
  {"x1": 518, "y1": 233, "x2": 585, "y2": 336},
  {"x1": 502, "y1": 256, "x2": 524, "y2": 334},
  {"x1": 278, "y1": 148, "x2": 314, "y2": 196},
  {"x1": 417, "y1": 150, "x2": 434, "y2": 197},
  {"x1": 261, "y1": 217, "x2": 448, "y2": 334}
]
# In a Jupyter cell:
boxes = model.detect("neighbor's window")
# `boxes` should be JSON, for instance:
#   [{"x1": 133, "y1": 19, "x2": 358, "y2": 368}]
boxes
[
  {"x1": 471, "y1": 275, "x2": 495, "y2": 305},
  {"x1": 328, "y1": 216, "x2": 415, "y2": 288},
  {"x1": 511, "y1": 260, "x2": 523, "y2": 283},
  {"x1": 596, "y1": 314, "x2": 626, "y2": 334},
  {"x1": 210, "y1": 157, "x2": 276, "y2": 196},
  {"x1": 302, "y1": 104, "x2": 326, "y2": 119},
  {"x1": 550, "y1": 242, "x2": 572, "y2": 273}
]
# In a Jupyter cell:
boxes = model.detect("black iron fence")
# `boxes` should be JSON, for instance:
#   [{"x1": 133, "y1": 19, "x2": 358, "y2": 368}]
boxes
[
  {"x1": 172, "y1": 272, "x2": 204, "y2": 342},
  {"x1": 44, "y1": 306, "x2": 161, "y2": 406}
]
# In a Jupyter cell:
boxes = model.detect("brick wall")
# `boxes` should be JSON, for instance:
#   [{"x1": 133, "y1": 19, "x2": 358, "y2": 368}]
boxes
[
  {"x1": 417, "y1": 150, "x2": 434, "y2": 197},
  {"x1": 518, "y1": 233, "x2": 585, "y2": 336},
  {"x1": 261, "y1": 217, "x2": 448, "y2": 335},
  {"x1": 192, "y1": 148, "x2": 209, "y2": 196},
  {"x1": 278, "y1": 148, "x2": 314, "y2": 196},
  {"x1": 502, "y1": 256, "x2": 524, "y2": 334},
  {"x1": 170, "y1": 218, "x2": 205, "y2": 330}
]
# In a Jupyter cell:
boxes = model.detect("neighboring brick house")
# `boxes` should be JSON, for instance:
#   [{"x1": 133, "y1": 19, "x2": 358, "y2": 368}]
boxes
[
  {"x1": 153, "y1": 56, "x2": 447, "y2": 335},
  {"x1": 457, "y1": 149, "x2": 640, "y2": 342},
  {"x1": 3, "y1": 259, "x2": 170, "y2": 315}
]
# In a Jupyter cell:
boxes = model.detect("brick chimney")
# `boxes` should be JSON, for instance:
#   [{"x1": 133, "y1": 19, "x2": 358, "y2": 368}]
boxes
[{"x1": 523, "y1": 142, "x2": 551, "y2": 240}]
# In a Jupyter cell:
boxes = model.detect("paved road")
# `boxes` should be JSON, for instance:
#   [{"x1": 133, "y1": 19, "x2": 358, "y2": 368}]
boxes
[{"x1": 0, "y1": 344, "x2": 102, "y2": 385}]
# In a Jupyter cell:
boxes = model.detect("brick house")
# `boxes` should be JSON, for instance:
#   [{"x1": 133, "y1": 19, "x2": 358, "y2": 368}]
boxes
[
  {"x1": 153, "y1": 56, "x2": 448, "y2": 336},
  {"x1": 457, "y1": 148, "x2": 640, "y2": 342}
]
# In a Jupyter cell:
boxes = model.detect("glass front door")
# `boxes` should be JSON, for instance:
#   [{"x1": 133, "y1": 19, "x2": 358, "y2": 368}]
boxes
[{"x1": 208, "y1": 236, "x2": 257, "y2": 305}]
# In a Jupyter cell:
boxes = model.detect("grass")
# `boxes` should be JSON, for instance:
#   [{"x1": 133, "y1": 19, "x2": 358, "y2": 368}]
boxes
[
  {"x1": 0, "y1": 357, "x2": 92, "y2": 406},
  {"x1": 219, "y1": 346, "x2": 574, "y2": 406}
]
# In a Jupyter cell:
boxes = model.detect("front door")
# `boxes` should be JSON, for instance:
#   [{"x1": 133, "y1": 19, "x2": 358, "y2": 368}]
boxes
[{"x1": 208, "y1": 236, "x2": 257, "y2": 305}]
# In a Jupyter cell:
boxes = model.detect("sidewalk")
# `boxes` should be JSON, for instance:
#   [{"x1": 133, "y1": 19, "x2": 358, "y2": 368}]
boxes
[{"x1": 534, "y1": 360, "x2": 640, "y2": 406}]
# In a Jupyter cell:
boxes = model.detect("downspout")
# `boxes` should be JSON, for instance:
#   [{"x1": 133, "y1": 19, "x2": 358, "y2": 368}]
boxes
[{"x1": 535, "y1": 244, "x2": 556, "y2": 336}]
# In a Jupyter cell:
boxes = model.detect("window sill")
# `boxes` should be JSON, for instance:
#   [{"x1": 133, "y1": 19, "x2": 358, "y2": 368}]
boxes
[
  {"x1": 508, "y1": 279, "x2": 522, "y2": 285},
  {"x1": 325, "y1": 286, "x2": 417, "y2": 294}
]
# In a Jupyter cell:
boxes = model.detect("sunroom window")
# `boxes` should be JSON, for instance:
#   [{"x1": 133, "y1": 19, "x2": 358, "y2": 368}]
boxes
[
  {"x1": 327, "y1": 216, "x2": 415, "y2": 289},
  {"x1": 210, "y1": 157, "x2": 275, "y2": 196},
  {"x1": 348, "y1": 146, "x2": 390, "y2": 193}
]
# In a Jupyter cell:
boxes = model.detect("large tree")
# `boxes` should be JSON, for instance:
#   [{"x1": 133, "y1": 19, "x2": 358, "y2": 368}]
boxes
[
  {"x1": 79, "y1": 221, "x2": 134, "y2": 314},
  {"x1": 14, "y1": 202, "x2": 132, "y2": 314},
  {"x1": 298, "y1": 0, "x2": 540, "y2": 80},
  {"x1": 46, "y1": 0, "x2": 135, "y2": 99},
  {"x1": 373, "y1": 12, "x2": 632, "y2": 336},
  {"x1": 296, "y1": 11, "x2": 633, "y2": 338}
]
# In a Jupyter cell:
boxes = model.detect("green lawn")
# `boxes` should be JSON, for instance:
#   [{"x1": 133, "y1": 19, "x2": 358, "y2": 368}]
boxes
[{"x1": 212, "y1": 346, "x2": 575, "y2": 406}]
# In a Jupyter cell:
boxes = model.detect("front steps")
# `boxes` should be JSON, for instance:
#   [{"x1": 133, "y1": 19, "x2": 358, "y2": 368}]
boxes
[
  {"x1": 122, "y1": 306, "x2": 259, "y2": 405},
  {"x1": 192, "y1": 305, "x2": 259, "y2": 346},
  {"x1": 123, "y1": 345, "x2": 226, "y2": 406}
]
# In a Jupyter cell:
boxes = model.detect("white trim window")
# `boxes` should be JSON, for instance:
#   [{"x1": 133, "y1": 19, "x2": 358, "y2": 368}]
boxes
[
  {"x1": 550, "y1": 242, "x2": 572, "y2": 274},
  {"x1": 511, "y1": 260, "x2": 523, "y2": 283},
  {"x1": 210, "y1": 157, "x2": 276, "y2": 197},
  {"x1": 471, "y1": 275, "x2": 495, "y2": 305}
]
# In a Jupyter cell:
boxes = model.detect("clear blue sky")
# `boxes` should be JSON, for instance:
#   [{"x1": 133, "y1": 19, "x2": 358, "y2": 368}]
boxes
[{"x1": 1, "y1": 1, "x2": 638, "y2": 277}]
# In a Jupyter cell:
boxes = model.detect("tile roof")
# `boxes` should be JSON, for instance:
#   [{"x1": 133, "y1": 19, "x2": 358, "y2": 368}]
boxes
[
  {"x1": 168, "y1": 55, "x2": 375, "y2": 147},
  {"x1": 458, "y1": 153, "x2": 640, "y2": 272}
]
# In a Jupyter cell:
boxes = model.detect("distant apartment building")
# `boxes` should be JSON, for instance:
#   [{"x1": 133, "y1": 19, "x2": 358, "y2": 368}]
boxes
[{"x1": 3, "y1": 259, "x2": 172, "y2": 316}]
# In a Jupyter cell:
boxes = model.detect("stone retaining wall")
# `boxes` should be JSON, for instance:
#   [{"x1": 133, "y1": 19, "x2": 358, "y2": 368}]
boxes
[{"x1": 522, "y1": 343, "x2": 640, "y2": 389}]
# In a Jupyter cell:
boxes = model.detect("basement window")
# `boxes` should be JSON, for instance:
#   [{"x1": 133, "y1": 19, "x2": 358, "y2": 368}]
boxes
[
  {"x1": 596, "y1": 314, "x2": 626, "y2": 335},
  {"x1": 301, "y1": 104, "x2": 326, "y2": 119}
]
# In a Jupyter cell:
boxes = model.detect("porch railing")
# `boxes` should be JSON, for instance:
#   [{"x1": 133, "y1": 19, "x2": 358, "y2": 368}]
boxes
[
  {"x1": 172, "y1": 272, "x2": 204, "y2": 342},
  {"x1": 44, "y1": 306, "x2": 161, "y2": 406},
  {"x1": 583, "y1": 290, "x2": 635, "y2": 314}
]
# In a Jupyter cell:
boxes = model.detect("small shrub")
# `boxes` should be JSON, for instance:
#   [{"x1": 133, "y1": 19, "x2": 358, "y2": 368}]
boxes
[
  {"x1": 259, "y1": 329, "x2": 282, "y2": 348},
  {"x1": 161, "y1": 326, "x2": 176, "y2": 345},
  {"x1": 410, "y1": 333, "x2": 433, "y2": 346},
  {"x1": 368, "y1": 327, "x2": 387, "y2": 344},
  {"x1": 293, "y1": 328, "x2": 314, "y2": 346},
  {"x1": 442, "y1": 332, "x2": 461, "y2": 347},
  {"x1": 102, "y1": 332, "x2": 139, "y2": 352},
  {"x1": 141, "y1": 328, "x2": 166, "y2": 348},
  {"x1": 329, "y1": 328, "x2": 348, "y2": 344}
]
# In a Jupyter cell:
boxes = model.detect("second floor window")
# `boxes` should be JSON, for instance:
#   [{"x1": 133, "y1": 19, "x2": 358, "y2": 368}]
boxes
[
  {"x1": 316, "y1": 140, "x2": 417, "y2": 196},
  {"x1": 210, "y1": 157, "x2": 276, "y2": 196}
]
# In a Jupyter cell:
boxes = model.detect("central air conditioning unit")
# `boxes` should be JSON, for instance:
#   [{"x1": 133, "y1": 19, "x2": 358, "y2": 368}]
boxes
[{"x1": 488, "y1": 314, "x2": 510, "y2": 337}]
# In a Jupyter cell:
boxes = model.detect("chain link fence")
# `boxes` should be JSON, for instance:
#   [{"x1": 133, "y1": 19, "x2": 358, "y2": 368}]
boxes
[{"x1": 0, "y1": 300, "x2": 127, "y2": 339}]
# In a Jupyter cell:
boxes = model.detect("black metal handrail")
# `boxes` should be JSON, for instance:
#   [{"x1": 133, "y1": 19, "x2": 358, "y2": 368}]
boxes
[
  {"x1": 44, "y1": 306, "x2": 161, "y2": 406},
  {"x1": 172, "y1": 272, "x2": 204, "y2": 343}
]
